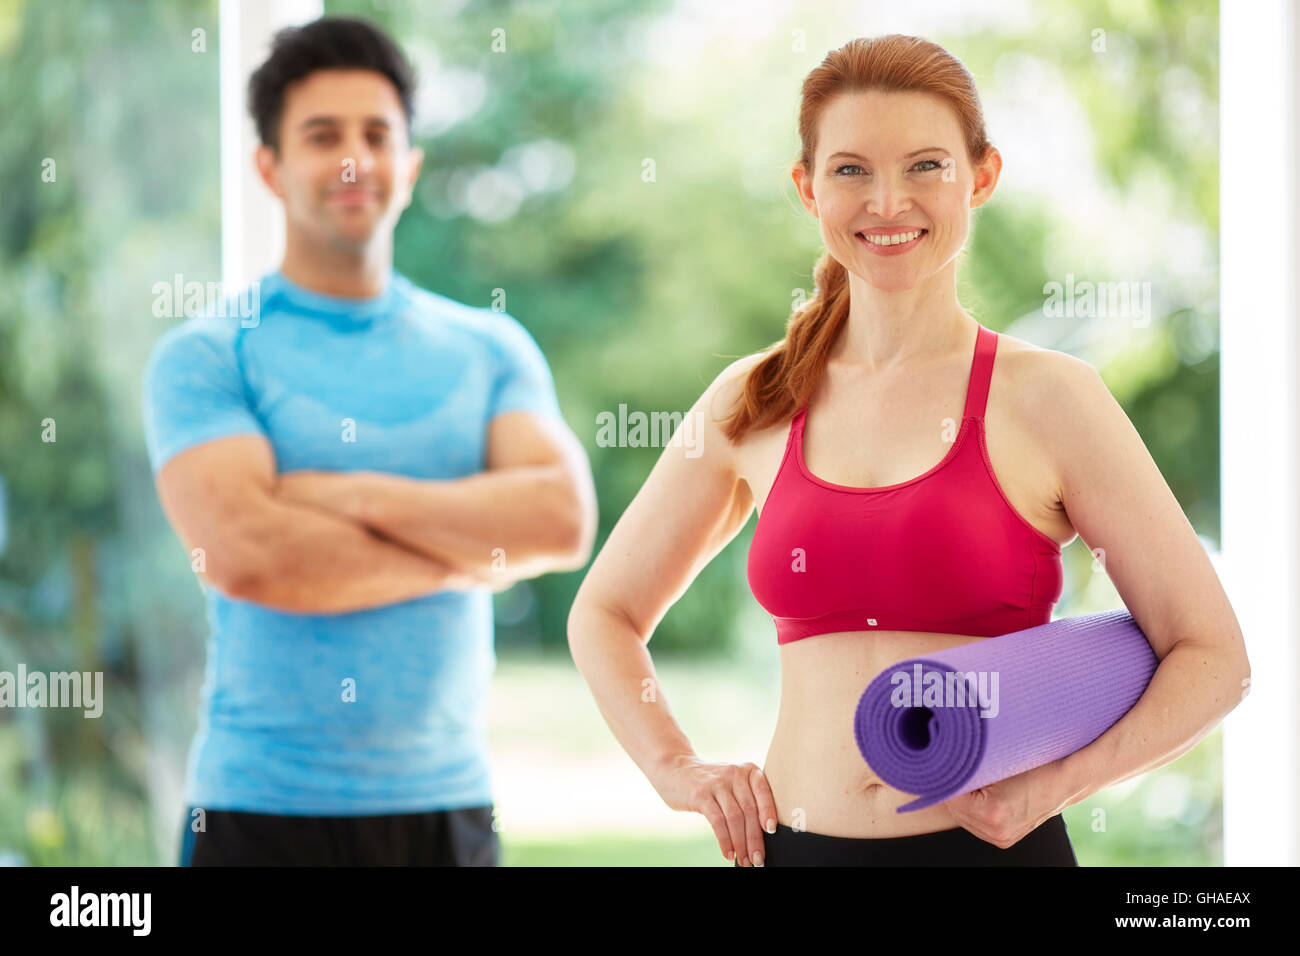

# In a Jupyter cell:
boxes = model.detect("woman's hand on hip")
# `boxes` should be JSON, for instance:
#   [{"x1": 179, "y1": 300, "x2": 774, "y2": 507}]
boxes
[{"x1": 653, "y1": 755, "x2": 777, "y2": 866}]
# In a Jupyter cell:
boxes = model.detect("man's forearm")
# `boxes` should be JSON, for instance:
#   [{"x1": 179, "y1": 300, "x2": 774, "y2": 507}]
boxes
[
  {"x1": 280, "y1": 467, "x2": 587, "y2": 580},
  {"x1": 217, "y1": 497, "x2": 489, "y2": 614}
]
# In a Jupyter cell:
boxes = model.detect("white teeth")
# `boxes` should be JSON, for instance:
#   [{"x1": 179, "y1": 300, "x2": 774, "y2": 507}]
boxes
[{"x1": 861, "y1": 229, "x2": 924, "y2": 246}]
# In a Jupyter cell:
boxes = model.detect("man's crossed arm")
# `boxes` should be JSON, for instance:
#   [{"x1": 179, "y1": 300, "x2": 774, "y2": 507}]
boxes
[
  {"x1": 153, "y1": 411, "x2": 597, "y2": 614},
  {"x1": 275, "y1": 411, "x2": 598, "y2": 588}
]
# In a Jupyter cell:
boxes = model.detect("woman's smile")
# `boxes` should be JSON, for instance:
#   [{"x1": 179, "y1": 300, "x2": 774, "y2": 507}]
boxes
[{"x1": 856, "y1": 227, "x2": 929, "y2": 256}]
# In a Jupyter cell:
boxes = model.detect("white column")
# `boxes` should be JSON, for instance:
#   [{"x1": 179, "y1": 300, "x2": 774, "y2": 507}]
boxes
[
  {"x1": 1220, "y1": 0, "x2": 1299, "y2": 866},
  {"x1": 220, "y1": 0, "x2": 323, "y2": 291}
]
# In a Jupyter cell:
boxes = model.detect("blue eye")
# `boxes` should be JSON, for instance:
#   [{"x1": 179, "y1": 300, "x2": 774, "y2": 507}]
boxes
[
  {"x1": 915, "y1": 159, "x2": 943, "y2": 171},
  {"x1": 833, "y1": 164, "x2": 865, "y2": 176}
]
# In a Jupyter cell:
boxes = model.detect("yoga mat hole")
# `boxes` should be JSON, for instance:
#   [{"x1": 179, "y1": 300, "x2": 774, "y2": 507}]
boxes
[{"x1": 899, "y1": 707, "x2": 935, "y2": 750}]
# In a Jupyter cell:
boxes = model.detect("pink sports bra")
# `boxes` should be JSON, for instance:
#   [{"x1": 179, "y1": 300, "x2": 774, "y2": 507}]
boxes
[{"x1": 746, "y1": 325, "x2": 1064, "y2": 644}]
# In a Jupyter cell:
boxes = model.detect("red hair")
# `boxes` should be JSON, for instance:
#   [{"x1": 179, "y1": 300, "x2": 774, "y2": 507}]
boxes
[{"x1": 720, "y1": 34, "x2": 992, "y2": 442}]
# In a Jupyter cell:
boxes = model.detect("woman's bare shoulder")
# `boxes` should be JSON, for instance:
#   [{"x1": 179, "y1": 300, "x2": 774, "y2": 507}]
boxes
[
  {"x1": 993, "y1": 334, "x2": 1104, "y2": 503},
  {"x1": 698, "y1": 350, "x2": 771, "y2": 426},
  {"x1": 995, "y1": 331, "x2": 1098, "y2": 391}
]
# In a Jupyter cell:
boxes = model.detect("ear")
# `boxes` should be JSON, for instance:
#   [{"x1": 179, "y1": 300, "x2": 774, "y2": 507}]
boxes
[
  {"x1": 969, "y1": 146, "x2": 1001, "y2": 210},
  {"x1": 399, "y1": 144, "x2": 424, "y2": 210},
  {"x1": 790, "y1": 162, "x2": 818, "y2": 219},
  {"x1": 254, "y1": 144, "x2": 284, "y2": 199}
]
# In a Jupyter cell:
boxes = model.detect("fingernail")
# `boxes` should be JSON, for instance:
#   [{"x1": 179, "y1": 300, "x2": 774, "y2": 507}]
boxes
[
  {"x1": 727, "y1": 850, "x2": 734, "y2": 862},
  {"x1": 765, "y1": 818, "x2": 776, "y2": 833},
  {"x1": 752, "y1": 851, "x2": 763, "y2": 867}
]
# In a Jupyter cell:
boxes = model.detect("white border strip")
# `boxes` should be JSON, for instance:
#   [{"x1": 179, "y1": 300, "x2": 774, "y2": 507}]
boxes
[{"x1": 1221, "y1": 0, "x2": 1299, "y2": 866}]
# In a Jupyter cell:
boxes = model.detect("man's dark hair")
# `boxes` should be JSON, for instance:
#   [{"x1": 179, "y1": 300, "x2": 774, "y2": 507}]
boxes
[{"x1": 248, "y1": 16, "x2": 416, "y2": 152}]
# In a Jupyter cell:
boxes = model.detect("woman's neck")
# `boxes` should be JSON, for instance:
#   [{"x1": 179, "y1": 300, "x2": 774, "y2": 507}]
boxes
[{"x1": 836, "y1": 267, "x2": 974, "y2": 374}]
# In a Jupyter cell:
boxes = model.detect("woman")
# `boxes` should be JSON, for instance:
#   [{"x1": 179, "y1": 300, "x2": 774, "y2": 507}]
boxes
[{"x1": 566, "y1": 35, "x2": 1249, "y2": 866}]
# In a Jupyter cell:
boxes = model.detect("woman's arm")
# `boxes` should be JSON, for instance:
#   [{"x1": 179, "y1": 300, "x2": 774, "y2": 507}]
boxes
[
  {"x1": 1031, "y1": 352, "x2": 1251, "y2": 808},
  {"x1": 567, "y1": 353, "x2": 779, "y2": 866},
  {"x1": 941, "y1": 351, "x2": 1249, "y2": 849}
]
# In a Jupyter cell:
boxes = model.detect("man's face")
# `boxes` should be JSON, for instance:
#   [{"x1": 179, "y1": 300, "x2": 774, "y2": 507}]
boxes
[{"x1": 256, "y1": 69, "x2": 422, "y2": 253}]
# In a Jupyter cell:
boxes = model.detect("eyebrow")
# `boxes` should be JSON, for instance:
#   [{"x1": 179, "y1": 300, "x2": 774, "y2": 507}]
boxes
[
  {"x1": 298, "y1": 116, "x2": 393, "y2": 132},
  {"x1": 826, "y1": 147, "x2": 950, "y2": 162}
]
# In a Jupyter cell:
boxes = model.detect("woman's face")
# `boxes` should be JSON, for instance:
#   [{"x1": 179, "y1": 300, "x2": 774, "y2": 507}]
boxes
[{"x1": 792, "y1": 90, "x2": 1000, "y2": 293}]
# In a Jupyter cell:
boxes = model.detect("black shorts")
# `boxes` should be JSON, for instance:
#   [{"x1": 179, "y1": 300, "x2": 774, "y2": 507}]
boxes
[
  {"x1": 737, "y1": 813, "x2": 1078, "y2": 866},
  {"x1": 178, "y1": 804, "x2": 500, "y2": 867}
]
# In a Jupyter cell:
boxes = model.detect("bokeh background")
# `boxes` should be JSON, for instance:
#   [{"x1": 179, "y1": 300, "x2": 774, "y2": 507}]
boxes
[{"x1": 0, "y1": 0, "x2": 1224, "y2": 865}]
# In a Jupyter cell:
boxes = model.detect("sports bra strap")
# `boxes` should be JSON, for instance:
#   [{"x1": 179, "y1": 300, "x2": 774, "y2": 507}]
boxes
[{"x1": 961, "y1": 325, "x2": 997, "y2": 421}]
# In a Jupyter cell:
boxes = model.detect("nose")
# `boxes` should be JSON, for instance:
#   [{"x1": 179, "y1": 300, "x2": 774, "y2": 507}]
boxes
[
  {"x1": 864, "y1": 174, "x2": 912, "y2": 221},
  {"x1": 352, "y1": 136, "x2": 377, "y2": 175},
  {"x1": 340, "y1": 131, "x2": 378, "y2": 179}
]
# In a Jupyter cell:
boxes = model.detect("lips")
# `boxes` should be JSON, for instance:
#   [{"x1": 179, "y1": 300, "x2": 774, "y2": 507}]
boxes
[{"x1": 857, "y1": 228, "x2": 930, "y2": 256}]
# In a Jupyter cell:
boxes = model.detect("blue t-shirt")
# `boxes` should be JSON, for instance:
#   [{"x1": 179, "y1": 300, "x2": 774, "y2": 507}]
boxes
[{"x1": 141, "y1": 268, "x2": 563, "y2": 815}]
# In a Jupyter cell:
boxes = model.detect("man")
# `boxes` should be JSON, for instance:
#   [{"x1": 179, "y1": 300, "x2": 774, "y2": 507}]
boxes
[{"x1": 143, "y1": 16, "x2": 596, "y2": 866}]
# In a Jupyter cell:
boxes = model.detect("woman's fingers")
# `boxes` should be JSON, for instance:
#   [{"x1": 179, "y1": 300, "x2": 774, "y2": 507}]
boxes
[
  {"x1": 699, "y1": 794, "x2": 737, "y2": 863},
  {"x1": 731, "y1": 764, "x2": 769, "y2": 866},
  {"x1": 685, "y1": 762, "x2": 779, "y2": 865},
  {"x1": 749, "y1": 764, "x2": 779, "y2": 835},
  {"x1": 713, "y1": 785, "x2": 753, "y2": 866}
]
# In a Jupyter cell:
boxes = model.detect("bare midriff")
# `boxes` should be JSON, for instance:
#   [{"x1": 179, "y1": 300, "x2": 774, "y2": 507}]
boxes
[{"x1": 761, "y1": 627, "x2": 995, "y2": 838}]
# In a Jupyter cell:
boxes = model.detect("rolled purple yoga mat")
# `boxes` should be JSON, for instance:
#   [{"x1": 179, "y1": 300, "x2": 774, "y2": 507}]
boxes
[{"x1": 853, "y1": 609, "x2": 1159, "y2": 813}]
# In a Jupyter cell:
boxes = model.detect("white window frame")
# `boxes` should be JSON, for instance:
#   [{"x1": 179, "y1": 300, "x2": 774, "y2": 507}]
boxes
[{"x1": 220, "y1": 0, "x2": 323, "y2": 291}]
